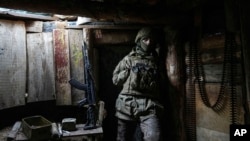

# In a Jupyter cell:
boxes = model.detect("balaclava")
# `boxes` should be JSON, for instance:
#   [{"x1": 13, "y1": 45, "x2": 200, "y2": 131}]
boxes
[{"x1": 135, "y1": 27, "x2": 156, "y2": 53}]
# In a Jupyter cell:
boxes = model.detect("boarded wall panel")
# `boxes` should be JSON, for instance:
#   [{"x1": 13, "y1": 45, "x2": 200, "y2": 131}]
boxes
[
  {"x1": 25, "y1": 21, "x2": 43, "y2": 33},
  {"x1": 68, "y1": 29, "x2": 85, "y2": 105},
  {"x1": 27, "y1": 33, "x2": 55, "y2": 102},
  {"x1": 53, "y1": 29, "x2": 71, "y2": 105},
  {"x1": 203, "y1": 64, "x2": 242, "y2": 83},
  {"x1": 196, "y1": 84, "x2": 244, "y2": 133},
  {"x1": 93, "y1": 29, "x2": 136, "y2": 45},
  {"x1": 0, "y1": 20, "x2": 26, "y2": 109},
  {"x1": 186, "y1": 64, "x2": 242, "y2": 83},
  {"x1": 201, "y1": 34, "x2": 241, "y2": 50}
]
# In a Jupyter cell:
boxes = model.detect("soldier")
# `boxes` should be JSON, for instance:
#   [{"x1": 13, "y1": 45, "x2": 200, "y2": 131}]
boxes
[{"x1": 112, "y1": 27, "x2": 164, "y2": 141}]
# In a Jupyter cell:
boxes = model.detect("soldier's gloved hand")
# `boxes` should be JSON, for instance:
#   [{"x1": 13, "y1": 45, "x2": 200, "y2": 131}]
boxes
[{"x1": 131, "y1": 66, "x2": 139, "y2": 73}]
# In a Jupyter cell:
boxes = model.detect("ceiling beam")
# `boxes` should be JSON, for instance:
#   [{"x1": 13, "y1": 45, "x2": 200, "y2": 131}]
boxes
[{"x1": 0, "y1": 0, "x2": 190, "y2": 25}]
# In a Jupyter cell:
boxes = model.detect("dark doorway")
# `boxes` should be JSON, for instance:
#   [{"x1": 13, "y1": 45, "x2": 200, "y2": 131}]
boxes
[{"x1": 97, "y1": 44, "x2": 132, "y2": 141}]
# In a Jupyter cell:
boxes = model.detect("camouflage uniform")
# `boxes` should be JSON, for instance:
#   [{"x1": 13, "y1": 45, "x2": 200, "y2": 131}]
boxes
[{"x1": 112, "y1": 28, "x2": 164, "y2": 141}]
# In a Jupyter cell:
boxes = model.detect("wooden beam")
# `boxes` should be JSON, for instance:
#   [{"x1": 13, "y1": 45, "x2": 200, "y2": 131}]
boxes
[
  {"x1": 0, "y1": 0, "x2": 188, "y2": 24},
  {"x1": 0, "y1": 10, "x2": 58, "y2": 21},
  {"x1": 239, "y1": 0, "x2": 250, "y2": 124},
  {"x1": 67, "y1": 24, "x2": 143, "y2": 29}
]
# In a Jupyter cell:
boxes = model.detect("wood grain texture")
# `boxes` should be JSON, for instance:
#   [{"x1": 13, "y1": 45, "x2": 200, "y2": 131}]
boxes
[
  {"x1": 53, "y1": 29, "x2": 71, "y2": 105},
  {"x1": 27, "y1": 33, "x2": 55, "y2": 102},
  {"x1": 0, "y1": 20, "x2": 26, "y2": 109},
  {"x1": 68, "y1": 29, "x2": 85, "y2": 105},
  {"x1": 25, "y1": 21, "x2": 43, "y2": 33}
]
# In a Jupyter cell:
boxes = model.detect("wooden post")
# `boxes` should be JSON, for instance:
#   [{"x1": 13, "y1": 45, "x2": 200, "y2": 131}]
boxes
[
  {"x1": 239, "y1": 0, "x2": 250, "y2": 124},
  {"x1": 164, "y1": 26, "x2": 187, "y2": 141}
]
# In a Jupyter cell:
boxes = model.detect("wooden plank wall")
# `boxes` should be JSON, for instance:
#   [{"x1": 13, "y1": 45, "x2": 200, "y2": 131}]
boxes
[
  {"x1": 53, "y1": 29, "x2": 72, "y2": 105},
  {"x1": 0, "y1": 20, "x2": 89, "y2": 109},
  {"x1": 185, "y1": 33, "x2": 245, "y2": 139},
  {"x1": 26, "y1": 32, "x2": 55, "y2": 102},
  {"x1": 0, "y1": 20, "x2": 26, "y2": 109},
  {"x1": 68, "y1": 29, "x2": 85, "y2": 105}
]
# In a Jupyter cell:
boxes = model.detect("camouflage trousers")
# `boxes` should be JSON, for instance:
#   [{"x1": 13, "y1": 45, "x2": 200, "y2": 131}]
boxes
[
  {"x1": 116, "y1": 115, "x2": 161, "y2": 141},
  {"x1": 115, "y1": 94, "x2": 163, "y2": 141}
]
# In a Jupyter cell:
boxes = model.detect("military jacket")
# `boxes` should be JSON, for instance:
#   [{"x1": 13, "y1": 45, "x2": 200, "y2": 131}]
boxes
[{"x1": 112, "y1": 47, "x2": 160, "y2": 98}]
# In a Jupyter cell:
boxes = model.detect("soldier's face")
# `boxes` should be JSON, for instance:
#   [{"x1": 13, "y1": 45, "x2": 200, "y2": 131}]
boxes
[{"x1": 140, "y1": 37, "x2": 154, "y2": 52}]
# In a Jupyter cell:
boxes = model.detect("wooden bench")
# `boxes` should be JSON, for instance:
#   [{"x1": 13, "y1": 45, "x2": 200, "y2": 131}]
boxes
[
  {"x1": 61, "y1": 124, "x2": 103, "y2": 141},
  {"x1": 61, "y1": 101, "x2": 105, "y2": 141},
  {"x1": 2, "y1": 101, "x2": 105, "y2": 141}
]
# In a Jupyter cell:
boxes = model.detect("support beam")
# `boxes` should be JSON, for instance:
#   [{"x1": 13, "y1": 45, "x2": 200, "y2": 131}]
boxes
[
  {"x1": 239, "y1": 0, "x2": 250, "y2": 124},
  {"x1": 0, "y1": 0, "x2": 189, "y2": 24}
]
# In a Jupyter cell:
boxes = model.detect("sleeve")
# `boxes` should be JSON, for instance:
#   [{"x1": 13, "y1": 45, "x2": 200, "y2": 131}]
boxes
[{"x1": 112, "y1": 56, "x2": 130, "y2": 86}]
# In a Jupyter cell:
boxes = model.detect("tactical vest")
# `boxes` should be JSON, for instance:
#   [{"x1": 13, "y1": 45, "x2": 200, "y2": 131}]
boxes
[{"x1": 120, "y1": 51, "x2": 160, "y2": 98}]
